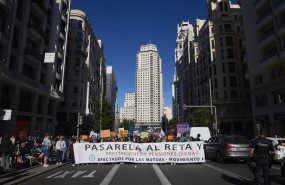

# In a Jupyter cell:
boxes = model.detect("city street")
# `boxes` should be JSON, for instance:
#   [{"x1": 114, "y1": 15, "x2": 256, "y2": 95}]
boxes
[{"x1": 18, "y1": 160, "x2": 285, "y2": 185}]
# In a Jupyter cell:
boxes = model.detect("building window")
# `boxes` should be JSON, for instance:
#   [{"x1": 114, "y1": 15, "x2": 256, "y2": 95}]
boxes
[
  {"x1": 272, "y1": 90, "x2": 285, "y2": 104},
  {"x1": 212, "y1": 51, "x2": 216, "y2": 61},
  {"x1": 211, "y1": 40, "x2": 215, "y2": 49},
  {"x1": 72, "y1": 99, "x2": 77, "y2": 107},
  {"x1": 219, "y1": 2, "x2": 223, "y2": 11},
  {"x1": 228, "y1": 62, "x2": 236, "y2": 72},
  {"x1": 23, "y1": 63, "x2": 36, "y2": 80},
  {"x1": 78, "y1": 21, "x2": 82, "y2": 28},
  {"x1": 224, "y1": 24, "x2": 231, "y2": 30},
  {"x1": 19, "y1": 91, "x2": 31, "y2": 112},
  {"x1": 74, "y1": 70, "x2": 79, "y2": 79},
  {"x1": 73, "y1": 86, "x2": 78, "y2": 93},
  {"x1": 214, "y1": 78, "x2": 218, "y2": 88},
  {"x1": 254, "y1": 75, "x2": 263, "y2": 86},
  {"x1": 221, "y1": 49, "x2": 224, "y2": 60},
  {"x1": 75, "y1": 58, "x2": 80, "y2": 67},
  {"x1": 224, "y1": 2, "x2": 228, "y2": 12},
  {"x1": 223, "y1": 77, "x2": 227, "y2": 87},
  {"x1": 271, "y1": 67, "x2": 283, "y2": 80},
  {"x1": 220, "y1": 37, "x2": 223, "y2": 47},
  {"x1": 222, "y1": 63, "x2": 225, "y2": 73},
  {"x1": 226, "y1": 37, "x2": 233, "y2": 46},
  {"x1": 229, "y1": 76, "x2": 237, "y2": 87},
  {"x1": 214, "y1": 64, "x2": 216, "y2": 75},
  {"x1": 215, "y1": 92, "x2": 218, "y2": 100},
  {"x1": 231, "y1": 90, "x2": 238, "y2": 99},
  {"x1": 227, "y1": 49, "x2": 234, "y2": 59},
  {"x1": 224, "y1": 90, "x2": 227, "y2": 99},
  {"x1": 255, "y1": 94, "x2": 268, "y2": 107}
]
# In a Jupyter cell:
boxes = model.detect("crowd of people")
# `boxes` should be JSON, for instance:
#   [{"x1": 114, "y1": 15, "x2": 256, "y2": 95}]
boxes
[{"x1": 0, "y1": 132, "x2": 202, "y2": 173}]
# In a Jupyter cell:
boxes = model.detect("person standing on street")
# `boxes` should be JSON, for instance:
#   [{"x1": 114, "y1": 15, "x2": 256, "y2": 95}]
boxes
[
  {"x1": 0, "y1": 134, "x2": 13, "y2": 172},
  {"x1": 42, "y1": 134, "x2": 52, "y2": 167},
  {"x1": 194, "y1": 134, "x2": 201, "y2": 141},
  {"x1": 62, "y1": 136, "x2": 69, "y2": 162},
  {"x1": 56, "y1": 136, "x2": 66, "y2": 165},
  {"x1": 249, "y1": 128, "x2": 275, "y2": 185}
]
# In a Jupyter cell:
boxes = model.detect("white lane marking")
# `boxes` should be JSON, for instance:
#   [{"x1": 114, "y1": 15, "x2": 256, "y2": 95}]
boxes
[
  {"x1": 272, "y1": 167, "x2": 279, "y2": 170},
  {"x1": 204, "y1": 163, "x2": 251, "y2": 181},
  {"x1": 46, "y1": 171, "x2": 63, "y2": 178},
  {"x1": 54, "y1": 171, "x2": 75, "y2": 178},
  {"x1": 100, "y1": 164, "x2": 120, "y2": 185},
  {"x1": 82, "y1": 170, "x2": 97, "y2": 178},
  {"x1": 153, "y1": 164, "x2": 171, "y2": 185},
  {"x1": 71, "y1": 171, "x2": 88, "y2": 178}
]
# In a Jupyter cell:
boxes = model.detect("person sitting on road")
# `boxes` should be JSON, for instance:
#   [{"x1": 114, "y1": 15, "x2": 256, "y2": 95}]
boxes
[
  {"x1": 18, "y1": 142, "x2": 32, "y2": 167},
  {"x1": 30, "y1": 142, "x2": 43, "y2": 165},
  {"x1": 194, "y1": 134, "x2": 201, "y2": 141}
]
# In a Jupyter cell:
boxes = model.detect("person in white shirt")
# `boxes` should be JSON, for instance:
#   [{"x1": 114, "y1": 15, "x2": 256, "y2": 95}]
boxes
[{"x1": 55, "y1": 136, "x2": 66, "y2": 165}]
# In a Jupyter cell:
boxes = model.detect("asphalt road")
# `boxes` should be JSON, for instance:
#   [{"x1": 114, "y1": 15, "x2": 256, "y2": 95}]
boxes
[{"x1": 20, "y1": 160, "x2": 285, "y2": 185}]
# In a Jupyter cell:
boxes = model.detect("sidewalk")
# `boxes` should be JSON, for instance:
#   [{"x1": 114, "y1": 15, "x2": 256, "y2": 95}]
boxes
[{"x1": 0, "y1": 162, "x2": 70, "y2": 185}]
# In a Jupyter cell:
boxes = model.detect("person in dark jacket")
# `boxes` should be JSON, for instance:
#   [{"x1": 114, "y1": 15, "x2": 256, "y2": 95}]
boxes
[{"x1": 0, "y1": 134, "x2": 13, "y2": 172}]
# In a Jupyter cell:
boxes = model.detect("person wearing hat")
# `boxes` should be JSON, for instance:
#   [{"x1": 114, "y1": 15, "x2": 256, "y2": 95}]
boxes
[{"x1": 249, "y1": 128, "x2": 275, "y2": 185}]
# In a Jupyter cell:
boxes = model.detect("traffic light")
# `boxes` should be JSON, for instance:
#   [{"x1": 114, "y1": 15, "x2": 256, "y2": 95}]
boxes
[
  {"x1": 183, "y1": 104, "x2": 187, "y2": 110},
  {"x1": 79, "y1": 115, "x2": 84, "y2": 125}
]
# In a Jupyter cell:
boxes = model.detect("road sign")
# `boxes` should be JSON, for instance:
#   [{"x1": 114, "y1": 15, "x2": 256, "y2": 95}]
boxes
[
  {"x1": 0, "y1": 109, "x2": 12, "y2": 120},
  {"x1": 44, "y1": 52, "x2": 55, "y2": 63}
]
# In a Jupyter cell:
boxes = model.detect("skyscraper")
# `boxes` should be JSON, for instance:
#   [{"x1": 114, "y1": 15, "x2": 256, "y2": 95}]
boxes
[{"x1": 135, "y1": 44, "x2": 164, "y2": 128}]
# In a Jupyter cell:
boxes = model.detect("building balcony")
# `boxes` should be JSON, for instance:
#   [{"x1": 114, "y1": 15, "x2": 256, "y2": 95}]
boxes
[
  {"x1": 242, "y1": 38, "x2": 246, "y2": 47},
  {"x1": 243, "y1": 53, "x2": 248, "y2": 63},
  {"x1": 0, "y1": 0, "x2": 12, "y2": 12},
  {"x1": 255, "y1": 9, "x2": 273, "y2": 30},
  {"x1": 61, "y1": 14, "x2": 67, "y2": 22},
  {"x1": 62, "y1": 0, "x2": 68, "y2": 6},
  {"x1": 28, "y1": 21, "x2": 46, "y2": 39},
  {"x1": 277, "y1": 22, "x2": 285, "y2": 37},
  {"x1": 59, "y1": 32, "x2": 65, "y2": 40},
  {"x1": 274, "y1": 0, "x2": 285, "y2": 15},
  {"x1": 258, "y1": 30, "x2": 275, "y2": 49},
  {"x1": 260, "y1": 51, "x2": 279, "y2": 69},
  {"x1": 24, "y1": 47, "x2": 43, "y2": 64},
  {"x1": 31, "y1": 0, "x2": 48, "y2": 16},
  {"x1": 253, "y1": 0, "x2": 268, "y2": 12}
]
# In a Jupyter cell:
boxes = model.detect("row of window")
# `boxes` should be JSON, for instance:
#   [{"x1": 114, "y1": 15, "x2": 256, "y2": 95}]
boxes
[{"x1": 256, "y1": 90, "x2": 285, "y2": 107}]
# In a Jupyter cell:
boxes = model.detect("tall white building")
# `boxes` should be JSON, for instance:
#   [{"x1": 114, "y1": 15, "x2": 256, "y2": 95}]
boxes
[
  {"x1": 135, "y1": 44, "x2": 164, "y2": 127},
  {"x1": 120, "y1": 92, "x2": 135, "y2": 122}
]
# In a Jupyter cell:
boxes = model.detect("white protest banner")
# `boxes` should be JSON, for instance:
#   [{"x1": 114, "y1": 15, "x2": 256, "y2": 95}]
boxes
[{"x1": 73, "y1": 142, "x2": 205, "y2": 164}]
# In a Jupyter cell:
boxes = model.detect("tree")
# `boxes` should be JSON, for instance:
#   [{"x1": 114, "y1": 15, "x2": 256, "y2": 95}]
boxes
[
  {"x1": 92, "y1": 96, "x2": 115, "y2": 132},
  {"x1": 118, "y1": 119, "x2": 135, "y2": 131},
  {"x1": 168, "y1": 117, "x2": 178, "y2": 129},
  {"x1": 188, "y1": 108, "x2": 214, "y2": 130}
]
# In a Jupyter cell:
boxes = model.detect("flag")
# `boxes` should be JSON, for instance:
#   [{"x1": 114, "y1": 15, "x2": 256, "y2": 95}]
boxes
[
  {"x1": 138, "y1": 124, "x2": 142, "y2": 133},
  {"x1": 159, "y1": 129, "x2": 165, "y2": 138},
  {"x1": 128, "y1": 124, "x2": 133, "y2": 137},
  {"x1": 97, "y1": 129, "x2": 101, "y2": 140},
  {"x1": 89, "y1": 130, "x2": 96, "y2": 138}
]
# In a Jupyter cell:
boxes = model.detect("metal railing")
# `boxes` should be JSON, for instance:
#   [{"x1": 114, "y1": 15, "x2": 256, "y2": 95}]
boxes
[
  {"x1": 256, "y1": 9, "x2": 272, "y2": 25},
  {"x1": 24, "y1": 47, "x2": 43, "y2": 62},
  {"x1": 258, "y1": 29, "x2": 275, "y2": 43},
  {"x1": 28, "y1": 21, "x2": 46, "y2": 38},
  {"x1": 260, "y1": 51, "x2": 278, "y2": 62}
]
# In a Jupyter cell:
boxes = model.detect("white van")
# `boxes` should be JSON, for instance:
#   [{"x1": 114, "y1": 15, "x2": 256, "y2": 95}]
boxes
[
  {"x1": 266, "y1": 137, "x2": 285, "y2": 162},
  {"x1": 183, "y1": 127, "x2": 211, "y2": 141}
]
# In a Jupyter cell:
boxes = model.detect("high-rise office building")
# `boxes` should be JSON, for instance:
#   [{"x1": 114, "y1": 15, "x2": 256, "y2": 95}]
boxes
[
  {"x1": 0, "y1": 0, "x2": 70, "y2": 137},
  {"x1": 135, "y1": 44, "x2": 164, "y2": 128},
  {"x1": 56, "y1": 9, "x2": 106, "y2": 136},
  {"x1": 238, "y1": 0, "x2": 285, "y2": 137}
]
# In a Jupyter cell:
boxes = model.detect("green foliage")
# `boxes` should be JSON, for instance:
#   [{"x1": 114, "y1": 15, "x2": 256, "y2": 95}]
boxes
[
  {"x1": 168, "y1": 117, "x2": 178, "y2": 129},
  {"x1": 92, "y1": 96, "x2": 115, "y2": 132},
  {"x1": 188, "y1": 108, "x2": 214, "y2": 129},
  {"x1": 118, "y1": 119, "x2": 135, "y2": 130}
]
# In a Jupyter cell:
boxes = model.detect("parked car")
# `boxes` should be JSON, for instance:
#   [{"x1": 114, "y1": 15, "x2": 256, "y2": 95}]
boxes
[
  {"x1": 266, "y1": 137, "x2": 285, "y2": 162},
  {"x1": 204, "y1": 135, "x2": 250, "y2": 163},
  {"x1": 281, "y1": 157, "x2": 285, "y2": 179}
]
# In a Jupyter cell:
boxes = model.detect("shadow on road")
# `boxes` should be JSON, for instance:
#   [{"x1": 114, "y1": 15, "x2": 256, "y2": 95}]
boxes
[
  {"x1": 268, "y1": 175, "x2": 285, "y2": 185},
  {"x1": 221, "y1": 174, "x2": 254, "y2": 185},
  {"x1": 0, "y1": 171, "x2": 36, "y2": 184}
]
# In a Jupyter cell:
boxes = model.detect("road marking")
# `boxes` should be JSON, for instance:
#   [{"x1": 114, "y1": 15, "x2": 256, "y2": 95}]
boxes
[
  {"x1": 152, "y1": 164, "x2": 171, "y2": 185},
  {"x1": 46, "y1": 171, "x2": 63, "y2": 178},
  {"x1": 204, "y1": 163, "x2": 251, "y2": 181},
  {"x1": 54, "y1": 171, "x2": 75, "y2": 178},
  {"x1": 71, "y1": 171, "x2": 88, "y2": 178},
  {"x1": 100, "y1": 164, "x2": 120, "y2": 185},
  {"x1": 83, "y1": 170, "x2": 97, "y2": 178}
]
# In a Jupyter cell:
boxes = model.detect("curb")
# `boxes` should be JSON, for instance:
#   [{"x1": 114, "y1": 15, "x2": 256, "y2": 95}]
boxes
[{"x1": 8, "y1": 162, "x2": 71, "y2": 185}]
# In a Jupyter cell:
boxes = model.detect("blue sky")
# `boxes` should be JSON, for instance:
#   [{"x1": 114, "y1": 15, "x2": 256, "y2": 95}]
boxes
[{"x1": 71, "y1": 0, "x2": 237, "y2": 109}]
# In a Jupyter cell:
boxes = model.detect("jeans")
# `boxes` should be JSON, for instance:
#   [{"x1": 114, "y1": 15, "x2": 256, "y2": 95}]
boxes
[
  {"x1": 56, "y1": 150, "x2": 63, "y2": 162},
  {"x1": 254, "y1": 158, "x2": 270, "y2": 185},
  {"x1": 1, "y1": 154, "x2": 10, "y2": 170},
  {"x1": 62, "y1": 148, "x2": 68, "y2": 161}
]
